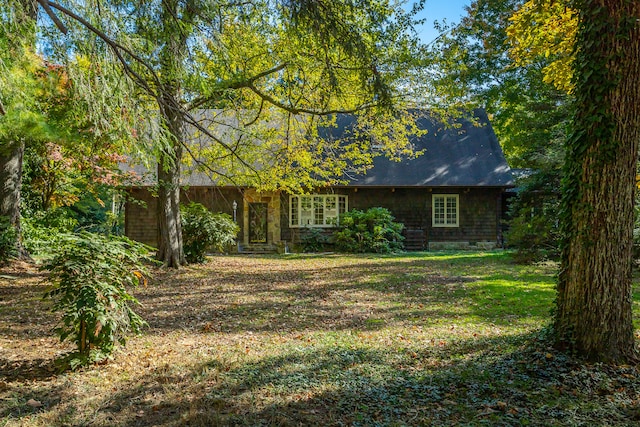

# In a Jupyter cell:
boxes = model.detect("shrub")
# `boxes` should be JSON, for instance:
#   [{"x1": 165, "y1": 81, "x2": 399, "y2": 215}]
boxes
[
  {"x1": 22, "y1": 209, "x2": 78, "y2": 257},
  {"x1": 181, "y1": 202, "x2": 239, "y2": 263},
  {"x1": 504, "y1": 162, "x2": 563, "y2": 262},
  {"x1": 506, "y1": 212, "x2": 559, "y2": 263},
  {"x1": 505, "y1": 171, "x2": 560, "y2": 263},
  {"x1": 301, "y1": 228, "x2": 328, "y2": 253},
  {"x1": 43, "y1": 232, "x2": 154, "y2": 368},
  {"x1": 333, "y1": 207, "x2": 404, "y2": 253},
  {"x1": 0, "y1": 216, "x2": 17, "y2": 264}
]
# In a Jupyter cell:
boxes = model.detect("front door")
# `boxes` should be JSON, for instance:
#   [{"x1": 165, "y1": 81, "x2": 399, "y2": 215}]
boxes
[{"x1": 249, "y1": 203, "x2": 268, "y2": 243}]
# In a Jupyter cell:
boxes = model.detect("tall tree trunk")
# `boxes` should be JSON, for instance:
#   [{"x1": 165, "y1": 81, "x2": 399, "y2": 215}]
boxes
[
  {"x1": 0, "y1": 141, "x2": 27, "y2": 257},
  {"x1": 156, "y1": 103, "x2": 186, "y2": 268},
  {"x1": 555, "y1": 0, "x2": 640, "y2": 362},
  {"x1": 0, "y1": 0, "x2": 38, "y2": 260},
  {"x1": 0, "y1": 142, "x2": 23, "y2": 226},
  {"x1": 154, "y1": 0, "x2": 192, "y2": 268}
]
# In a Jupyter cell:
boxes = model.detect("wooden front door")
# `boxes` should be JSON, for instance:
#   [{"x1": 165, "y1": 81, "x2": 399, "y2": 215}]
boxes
[{"x1": 249, "y1": 203, "x2": 268, "y2": 243}]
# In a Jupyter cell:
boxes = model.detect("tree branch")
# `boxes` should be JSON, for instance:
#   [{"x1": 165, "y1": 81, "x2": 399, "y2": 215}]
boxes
[
  {"x1": 187, "y1": 63, "x2": 288, "y2": 110},
  {"x1": 179, "y1": 109, "x2": 261, "y2": 184},
  {"x1": 45, "y1": 1, "x2": 161, "y2": 97},
  {"x1": 246, "y1": 82, "x2": 372, "y2": 116},
  {"x1": 37, "y1": 0, "x2": 68, "y2": 34}
]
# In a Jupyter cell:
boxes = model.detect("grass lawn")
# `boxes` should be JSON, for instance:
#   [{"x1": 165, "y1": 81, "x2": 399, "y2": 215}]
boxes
[{"x1": 2, "y1": 251, "x2": 640, "y2": 426}]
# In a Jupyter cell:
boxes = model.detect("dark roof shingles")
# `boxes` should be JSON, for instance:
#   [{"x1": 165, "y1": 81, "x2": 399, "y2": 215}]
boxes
[{"x1": 325, "y1": 110, "x2": 513, "y2": 187}]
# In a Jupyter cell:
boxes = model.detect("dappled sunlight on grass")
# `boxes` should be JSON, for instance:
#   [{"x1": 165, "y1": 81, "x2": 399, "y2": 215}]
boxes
[{"x1": 4, "y1": 253, "x2": 640, "y2": 426}]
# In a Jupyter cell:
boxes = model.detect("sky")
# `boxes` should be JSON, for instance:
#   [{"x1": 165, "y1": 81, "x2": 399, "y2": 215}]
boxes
[{"x1": 409, "y1": 0, "x2": 472, "y2": 44}]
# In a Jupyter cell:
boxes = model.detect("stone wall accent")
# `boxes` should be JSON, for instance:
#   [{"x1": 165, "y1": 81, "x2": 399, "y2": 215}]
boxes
[{"x1": 241, "y1": 189, "x2": 281, "y2": 246}]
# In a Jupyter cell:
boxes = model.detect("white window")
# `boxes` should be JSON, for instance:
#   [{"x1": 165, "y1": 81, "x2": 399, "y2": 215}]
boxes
[
  {"x1": 432, "y1": 194, "x2": 459, "y2": 227},
  {"x1": 290, "y1": 195, "x2": 348, "y2": 227}
]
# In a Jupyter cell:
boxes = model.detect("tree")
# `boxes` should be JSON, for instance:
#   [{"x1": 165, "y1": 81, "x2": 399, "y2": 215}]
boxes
[
  {"x1": 121, "y1": 1, "x2": 424, "y2": 267},
  {"x1": 151, "y1": 0, "x2": 195, "y2": 267},
  {"x1": 425, "y1": 0, "x2": 570, "y2": 169},
  {"x1": 1, "y1": 0, "x2": 144, "y2": 259},
  {"x1": 554, "y1": 0, "x2": 640, "y2": 362},
  {"x1": 507, "y1": 0, "x2": 577, "y2": 93},
  {"x1": 423, "y1": 1, "x2": 570, "y2": 262},
  {"x1": 19, "y1": 64, "x2": 133, "y2": 214},
  {"x1": 3, "y1": 1, "x2": 424, "y2": 268},
  {"x1": 0, "y1": 0, "x2": 38, "y2": 258}
]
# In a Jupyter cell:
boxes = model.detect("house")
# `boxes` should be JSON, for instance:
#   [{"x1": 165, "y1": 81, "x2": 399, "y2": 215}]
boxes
[{"x1": 124, "y1": 109, "x2": 514, "y2": 251}]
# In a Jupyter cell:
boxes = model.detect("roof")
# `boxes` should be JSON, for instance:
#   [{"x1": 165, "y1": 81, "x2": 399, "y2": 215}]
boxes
[
  {"x1": 324, "y1": 110, "x2": 514, "y2": 187},
  {"x1": 124, "y1": 109, "x2": 514, "y2": 188}
]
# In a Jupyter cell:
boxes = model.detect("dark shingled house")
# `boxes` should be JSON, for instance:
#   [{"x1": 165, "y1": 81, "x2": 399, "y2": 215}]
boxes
[{"x1": 124, "y1": 110, "x2": 514, "y2": 251}]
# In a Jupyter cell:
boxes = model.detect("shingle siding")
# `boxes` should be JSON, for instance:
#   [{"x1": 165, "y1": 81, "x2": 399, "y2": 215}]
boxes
[
  {"x1": 125, "y1": 187, "x2": 244, "y2": 248},
  {"x1": 123, "y1": 110, "x2": 512, "y2": 250},
  {"x1": 280, "y1": 187, "x2": 503, "y2": 250}
]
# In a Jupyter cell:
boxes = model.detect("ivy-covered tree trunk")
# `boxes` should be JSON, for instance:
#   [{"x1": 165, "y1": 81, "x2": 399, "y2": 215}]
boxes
[{"x1": 555, "y1": 0, "x2": 640, "y2": 362}]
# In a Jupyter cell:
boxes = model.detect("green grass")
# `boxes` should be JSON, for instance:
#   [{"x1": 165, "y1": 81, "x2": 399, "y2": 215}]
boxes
[{"x1": 1, "y1": 251, "x2": 640, "y2": 426}]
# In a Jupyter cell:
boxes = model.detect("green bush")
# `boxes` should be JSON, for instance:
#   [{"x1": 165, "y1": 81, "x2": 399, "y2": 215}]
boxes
[
  {"x1": 506, "y1": 212, "x2": 559, "y2": 263},
  {"x1": 504, "y1": 165, "x2": 561, "y2": 263},
  {"x1": 301, "y1": 228, "x2": 328, "y2": 253},
  {"x1": 22, "y1": 209, "x2": 78, "y2": 257},
  {"x1": 0, "y1": 216, "x2": 17, "y2": 264},
  {"x1": 505, "y1": 171, "x2": 560, "y2": 263},
  {"x1": 43, "y1": 232, "x2": 154, "y2": 369},
  {"x1": 333, "y1": 207, "x2": 404, "y2": 253},
  {"x1": 181, "y1": 202, "x2": 239, "y2": 263}
]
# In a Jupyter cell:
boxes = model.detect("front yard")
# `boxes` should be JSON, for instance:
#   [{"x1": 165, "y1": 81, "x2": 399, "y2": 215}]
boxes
[{"x1": 2, "y1": 252, "x2": 640, "y2": 426}]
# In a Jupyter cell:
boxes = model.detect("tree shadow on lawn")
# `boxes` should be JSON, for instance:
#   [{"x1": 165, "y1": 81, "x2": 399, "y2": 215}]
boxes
[
  {"x1": 0, "y1": 362, "x2": 68, "y2": 421},
  {"x1": 50, "y1": 331, "x2": 640, "y2": 427},
  {"x1": 0, "y1": 280, "x2": 55, "y2": 338},
  {"x1": 137, "y1": 255, "x2": 555, "y2": 334},
  {"x1": 2, "y1": 256, "x2": 638, "y2": 426}
]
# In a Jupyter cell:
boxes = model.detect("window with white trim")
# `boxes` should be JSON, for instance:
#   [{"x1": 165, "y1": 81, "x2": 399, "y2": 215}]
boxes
[
  {"x1": 290, "y1": 195, "x2": 348, "y2": 227},
  {"x1": 432, "y1": 194, "x2": 459, "y2": 227}
]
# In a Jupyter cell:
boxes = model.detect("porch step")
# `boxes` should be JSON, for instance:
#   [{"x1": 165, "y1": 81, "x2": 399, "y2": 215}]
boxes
[
  {"x1": 239, "y1": 244, "x2": 278, "y2": 254},
  {"x1": 404, "y1": 228, "x2": 426, "y2": 251}
]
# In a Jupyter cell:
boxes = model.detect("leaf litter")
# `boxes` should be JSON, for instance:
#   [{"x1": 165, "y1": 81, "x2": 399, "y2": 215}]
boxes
[{"x1": 1, "y1": 252, "x2": 640, "y2": 426}]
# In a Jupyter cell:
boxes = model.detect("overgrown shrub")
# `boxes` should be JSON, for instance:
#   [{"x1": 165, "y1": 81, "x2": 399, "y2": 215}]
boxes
[
  {"x1": 22, "y1": 209, "x2": 78, "y2": 257},
  {"x1": 301, "y1": 228, "x2": 328, "y2": 253},
  {"x1": 0, "y1": 216, "x2": 17, "y2": 264},
  {"x1": 506, "y1": 212, "x2": 559, "y2": 263},
  {"x1": 505, "y1": 171, "x2": 561, "y2": 263},
  {"x1": 43, "y1": 232, "x2": 154, "y2": 368},
  {"x1": 333, "y1": 207, "x2": 404, "y2": 253},
  {"x1": 181, "y1": 202, "x2": 239, "y2": 263}
]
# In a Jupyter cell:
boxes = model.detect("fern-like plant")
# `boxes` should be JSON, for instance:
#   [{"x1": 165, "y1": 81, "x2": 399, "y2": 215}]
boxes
[
  {"x1": 43, "y1": 232, "x2": 154, "y2": 368},
  {"x1": 333, "y1": 207, "x2": 404, "y2": 253}
]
